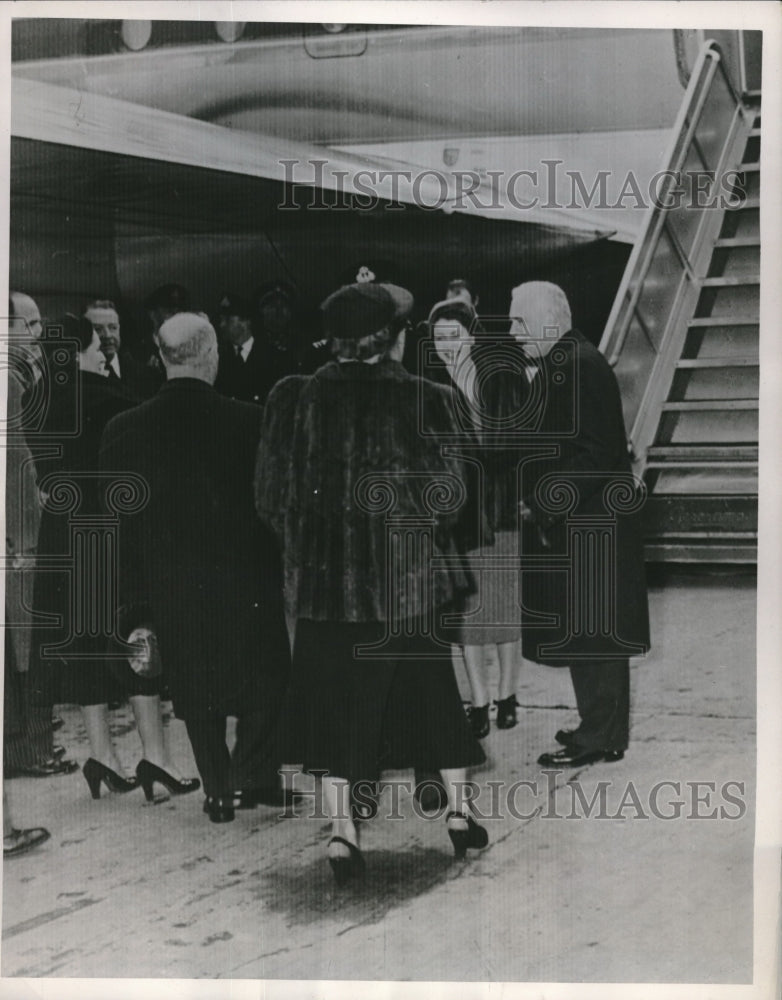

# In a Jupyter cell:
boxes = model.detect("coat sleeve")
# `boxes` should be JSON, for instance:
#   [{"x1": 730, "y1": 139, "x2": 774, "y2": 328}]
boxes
[
  {"x1": 98, "y1": 413, "x2": 153, "y2": 638},
  {"x1": 525, "y1": 352, "x2": 630, "y2": 528},
  {"x1": 5, "y1": 373, "x2": 41, "y2": 555},
  {"x1": 254, "y1": 375, "x2": 305, "y2": 541},
  {"x1": 424, "y1": 383, "x2": 492, "y2": 554}
]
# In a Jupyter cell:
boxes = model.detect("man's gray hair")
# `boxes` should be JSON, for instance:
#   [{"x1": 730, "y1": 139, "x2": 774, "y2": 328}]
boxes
[
  {"x1": 157, "y1": 312, "x2": 217, "y2": 368},
  {"x1": 511, "y1": 281, "x2": 572, "y2": 335}
]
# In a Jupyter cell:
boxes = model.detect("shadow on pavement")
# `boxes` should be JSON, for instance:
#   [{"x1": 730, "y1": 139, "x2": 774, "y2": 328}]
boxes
[{"x1": 258, "y1": 845, "x2": 457, "y2": 924}]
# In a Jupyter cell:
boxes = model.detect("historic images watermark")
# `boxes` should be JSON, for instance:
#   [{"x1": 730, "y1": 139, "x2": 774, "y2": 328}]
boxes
[
  {"x1": 279, "y1": 771, "x2": 748, "y2": 822},
  {"x1": 278, "y1": 159, "x2": 748, "y2": 212}
]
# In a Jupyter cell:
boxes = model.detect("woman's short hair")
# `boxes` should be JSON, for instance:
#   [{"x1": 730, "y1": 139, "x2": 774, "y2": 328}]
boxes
[
  {"x1": 82, "y1": 298, "x2": 118, "y2": 315},
  {"x1": 60, "y1": 313, "x2": 97, "y2": 354},
  {"x1": 427, "y1": 298, "x2": 477, "y2": 333},
  {"x1": 331, "y1": 317, "x2": 406, "y2": 361}
]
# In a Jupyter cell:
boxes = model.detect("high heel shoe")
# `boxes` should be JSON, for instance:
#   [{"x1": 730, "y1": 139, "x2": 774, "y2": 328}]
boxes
[
  {"x1": 446, "y1": 811, "x2": 489, "y2": 860},
  {"x1": 82, "y1": 758, "x2": 139, "y2": 799},
  {"x1": 328, "y1": 836, "x2": 365, "y2": 886},
  {"x1": 495, "y1": 694, "x2": 519, "y2": 730},
  {"x1": 468, "y1": 704, "x2": 490, "y2": 739},
  {"x1": 136, "y1": 760, "x2": 200, "y2": 802}
]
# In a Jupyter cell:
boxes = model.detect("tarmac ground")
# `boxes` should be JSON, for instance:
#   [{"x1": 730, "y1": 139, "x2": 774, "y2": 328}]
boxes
[{"x1": 1, "y1": 569, "x2": 756, "y2": 983}]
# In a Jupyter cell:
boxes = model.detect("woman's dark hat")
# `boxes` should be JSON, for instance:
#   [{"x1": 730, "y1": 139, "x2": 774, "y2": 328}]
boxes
[{"x1": 320, "y1": 283, "x2": 413, "y2": 339}]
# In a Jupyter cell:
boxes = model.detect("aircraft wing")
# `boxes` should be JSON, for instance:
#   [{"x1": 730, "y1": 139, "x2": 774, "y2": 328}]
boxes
[{"x1": 12, "y1": 76, "x2": 613, "y2": 240}]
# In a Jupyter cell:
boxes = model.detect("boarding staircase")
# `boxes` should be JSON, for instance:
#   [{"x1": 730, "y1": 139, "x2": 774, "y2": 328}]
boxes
[{"x1": 600, "y1": 39, "x2": 760, "y2": 563}]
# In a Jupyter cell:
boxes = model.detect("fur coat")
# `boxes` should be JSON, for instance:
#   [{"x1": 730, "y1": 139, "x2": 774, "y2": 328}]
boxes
[{"x1": 255, "y1": 359, "x2": 483, "y2": 623}]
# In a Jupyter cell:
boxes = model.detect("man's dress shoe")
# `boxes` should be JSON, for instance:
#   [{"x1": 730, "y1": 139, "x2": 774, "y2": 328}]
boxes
[
  {"x1": 555, "y1": 728, "x2": 578, "y2": 746},
  {"x1": 203, "y1": 797, "x2": 235, "y2": 823},
  {"x1": 4, "y1": 827, "x2": 51, "y2": 857},
  {"x1": 537, "y1": 747, "x2": 625, "y2": 767},
  {"x1": 8, "y1": 757, "x2": 79, "y2": 778}
]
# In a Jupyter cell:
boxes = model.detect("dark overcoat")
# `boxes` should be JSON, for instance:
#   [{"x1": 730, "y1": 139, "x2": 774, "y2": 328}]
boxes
[
  {"x1": 215, "y1": 339, "x2": 274, "y2": 406},
  {"x1": 255, "y1": 359, "x2": 480, "y2": 624},
  {"x1": 31, "y1": 371, "x2": 139, "y2": 648},
  {"x1": 99, "y1": 378, "x2": 290, "y2": 719},
  {"x1": 116, "y1": 348, "x2": 162, "y2": 399},
  {"x1": 518, "y1": 330, "x2": 650, "y2": 665},
  {"x1": 5, "y1": 368, "x2": 42, "y2": 675},
  {"x1": 215, "y1": 336, "x2": 327, "y2": 407}
]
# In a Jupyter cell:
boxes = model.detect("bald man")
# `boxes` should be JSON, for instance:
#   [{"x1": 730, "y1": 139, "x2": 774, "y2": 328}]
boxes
[
  {"x1": 8, "y1": 292, "x2": 45, "y2": 400},
  {"x1": 99, "y1": 313, "x2": 291, "y2": 822},
  {"x1": 9, "y1": 291, "x2": 43, "y2": 341},
  {"x1": 509, "y1": 282, "x2": 650, "y2": 767}
]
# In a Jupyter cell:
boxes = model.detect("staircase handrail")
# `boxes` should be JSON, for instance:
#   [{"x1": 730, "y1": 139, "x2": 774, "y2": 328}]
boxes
[{"x1": 599, "y1": 40, "x2": 745, "y2": 368}]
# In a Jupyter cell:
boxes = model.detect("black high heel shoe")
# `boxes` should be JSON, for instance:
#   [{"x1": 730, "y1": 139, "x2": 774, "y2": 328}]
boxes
[
  {"x1": 136, "y1": 760, "x2": 200, "y2": 802},
  {"x1": 83, "y1": 758, "x2": 139, "y2": 799},
  {"x1": 468, "y1": 704, "x2": 490, "y2": 739},
  {"x1": 495, "y1": 694, "x2": 519, "y2": 730},
  {"x1": 446, "y1": 811, "x2": 489, "y2": 860},
  {"x1": 328, "y1": 836, "x2": 365, "y2": 886}
]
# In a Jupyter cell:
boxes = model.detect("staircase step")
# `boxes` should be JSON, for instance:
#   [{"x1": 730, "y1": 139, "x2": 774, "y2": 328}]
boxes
[
  {"x1": 645, "y1": 495, "x2": 758, "y2": 533},
  {"x1": 662, "y1": 400, "x2": 757, "y2": 411},
  {"x1": 737, "y1": 163, "x2": 760, "y2": 173},
  {"x1": 648, "y1": 466, "x2": 758, "y2": 495},
  {"x1": 648, "y1": 532, "x2": 758, "y2": 540},
  {"x1": 699, "y1": 283, "x2": 759, "y2": 317},
  {"x1": 714, "y1": 237, "x2": 760, "y2": 248},
  {"x1": 727, "y1": 196, "x2": 760, "y2": 209},
  {"x1": 644, "y1": 539, "x2": 757, "y2": 564},
  {"x1": 646, "y1": 460, "x2": 757, "y2": 470},
  {"x1": 748, "y1": 128, "x2": 761, "y2": 138},
  {"x1": 676, "y1": 357, "x2": 757, "y2": 369},
  {"x1": 647, "y1": 445, "x2": 758, "y2": 461},
  {"x1": 688, "y1": 316, "x2": 758, "y2": 327},
  {"x1": 701, "y1": 276, "x2": 759, "y2": 287}
]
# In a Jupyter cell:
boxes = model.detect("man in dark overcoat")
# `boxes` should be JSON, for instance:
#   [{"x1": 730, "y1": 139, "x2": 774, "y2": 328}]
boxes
[
  {"x1": 511, "y1": 282, "x2": 650, "y2": 766},
  {"x1": 83, "y1": 298, "x2": 160, "y2": 399},
  {"x1": 99, "y1": 312, "x2": 291, "y2": 821},
  {"x1": 213, "y1": 292, "x2": 271, "y2": 406}
]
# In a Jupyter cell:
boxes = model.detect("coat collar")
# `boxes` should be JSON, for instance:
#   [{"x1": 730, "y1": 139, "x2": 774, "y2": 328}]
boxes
[
  {"x1": 540, "y1": 328, "x2": 587, "y2": 368},
  {"x1": 158, "y1": 376, "x2": 216, "y2": 394},
  {"x1": 310, "y1": 358, "x2": 412, "y2": 383}
]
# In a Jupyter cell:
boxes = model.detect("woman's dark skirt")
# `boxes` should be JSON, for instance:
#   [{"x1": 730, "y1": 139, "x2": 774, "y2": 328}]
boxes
[
  {"x1": 26, "y1": 625, "x2": 159, "y2": 708},
  {"x1": 287, "y1": 617, "x2": 485, "y2": 784},
  {"x1": 29, "y1": 556, "x2": 160, "y2": 707}
]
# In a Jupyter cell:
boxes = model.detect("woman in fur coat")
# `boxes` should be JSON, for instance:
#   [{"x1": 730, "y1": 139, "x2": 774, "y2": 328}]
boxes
[{"x1": 255, "y1": 281, "x2": 488, "y2": 884}]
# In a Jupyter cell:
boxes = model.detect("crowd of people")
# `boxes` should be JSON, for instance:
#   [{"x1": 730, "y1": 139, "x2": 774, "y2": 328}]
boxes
[{"x1": 4, "y1": 270, "x2": 649, "y2": 884}]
